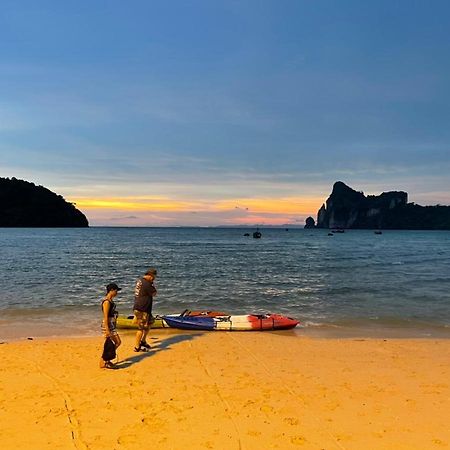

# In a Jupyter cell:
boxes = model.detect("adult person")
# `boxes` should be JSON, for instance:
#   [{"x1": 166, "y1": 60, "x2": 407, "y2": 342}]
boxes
[
  {"x1": 133, "y1": 268, "x2": 157, "y2": 352},
  {"x1": 100, "y1": 282, "x2": 122, "y2": 369}
]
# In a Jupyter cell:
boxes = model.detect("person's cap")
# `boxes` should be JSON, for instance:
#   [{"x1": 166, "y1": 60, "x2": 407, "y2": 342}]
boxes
[
  {"x1": 145, "y1": 268, "x2": 157, "y2": 276},
  {"x1": 106, "y1": 282, "x2": 122, "y2": 292}
]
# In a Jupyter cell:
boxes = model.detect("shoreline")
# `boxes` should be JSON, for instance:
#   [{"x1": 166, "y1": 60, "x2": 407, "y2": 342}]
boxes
[
  {"x1": 1, "y1": 332, "x2": 449, "y2": 449},
  {"x1": 2, "y1": 306, "x2": 450, "y2": 342},
  {"x1": 2, "y1": 324, "x2": 450, "y2": 343},
  {"x1": 1, "y1": 316, "x2": 450, "y2": 342}
]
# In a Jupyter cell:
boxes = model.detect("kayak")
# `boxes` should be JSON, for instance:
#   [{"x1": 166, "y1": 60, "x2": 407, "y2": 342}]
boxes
[
  {"x1": 162, "y1": 314, "x2": 299, "y2": 331},
  {"x1": 116, "y1": 315, "x2": 170, "y2": 329},
  {"x1": 116, "y1": 310, "x2": 228, "y2": 330}
]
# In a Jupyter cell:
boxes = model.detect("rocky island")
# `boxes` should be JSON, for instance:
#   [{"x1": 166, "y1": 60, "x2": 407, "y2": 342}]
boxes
[
  {"x1": 313, "y1": 181, "x2": 450, "y2": 230},
  {"x1": 0, "y1": 177, "x2": 88, "y2": 227}
]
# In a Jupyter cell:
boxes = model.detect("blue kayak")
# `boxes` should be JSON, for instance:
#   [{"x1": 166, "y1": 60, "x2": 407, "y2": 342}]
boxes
[{"x1": 163, "y1": 315, "x2": 216, "y2": 330}]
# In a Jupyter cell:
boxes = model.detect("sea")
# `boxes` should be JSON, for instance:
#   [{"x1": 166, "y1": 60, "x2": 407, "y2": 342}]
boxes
[{"x1": 1, "y1": 227, "x2": 449, "y2": 340}]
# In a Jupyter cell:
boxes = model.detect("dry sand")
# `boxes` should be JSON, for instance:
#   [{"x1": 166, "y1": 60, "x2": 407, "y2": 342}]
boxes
[{"x1": 0, "y1": 330, "x2": 449, "y2": 449}]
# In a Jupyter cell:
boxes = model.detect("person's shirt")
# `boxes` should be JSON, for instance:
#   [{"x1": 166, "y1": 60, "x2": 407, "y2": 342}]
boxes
[
  {"x1": 101, "y1": 298, "x2": 117, "y2": 318},
  {"x1": 134, "y1": 277, "x2": 157, "y2": 312}
]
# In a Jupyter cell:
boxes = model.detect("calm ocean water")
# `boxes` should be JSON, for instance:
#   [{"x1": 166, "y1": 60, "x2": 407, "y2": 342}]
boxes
[{"x1": 1, "y1": 227, "x2": 449, "y2": 339}]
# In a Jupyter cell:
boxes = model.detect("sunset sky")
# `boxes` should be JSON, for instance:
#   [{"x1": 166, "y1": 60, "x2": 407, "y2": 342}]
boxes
[{"x1": 1, "y1": 1, "x2": 449, "y2": 226}]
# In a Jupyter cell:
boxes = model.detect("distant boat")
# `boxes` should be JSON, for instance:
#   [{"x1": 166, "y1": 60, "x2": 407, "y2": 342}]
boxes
[
  {"x1": 243, "y1": 233, "x2": 250, "y2": 237},
  {"x1": 328, "y1": 232, "x2": 333, "y2": 236},
  {"x1": 331, "y1": 229, "x2": 345, "y2": 233},
  {"x1": 253, "y1": 228, "x2": 262, "y2": 239},
  {"x1": 374, "y1": 230, "x2": 383, "y2": 235}
]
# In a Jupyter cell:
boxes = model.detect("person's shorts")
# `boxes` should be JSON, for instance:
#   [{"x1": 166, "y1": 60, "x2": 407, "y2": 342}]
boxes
[
  {"x1": 101, "y1": 319, "x2": 119, "y2": 337},
  {"x1": 133, "y1": 311, "x2": 154, "y2": 330}
]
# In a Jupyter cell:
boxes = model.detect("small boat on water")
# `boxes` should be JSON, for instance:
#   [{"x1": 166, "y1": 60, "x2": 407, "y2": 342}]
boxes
[
  {"x1": 163, "y1": 313, "x2": 300, "y2": 331},
  {"x1": 374, "y1": 230, "x2": 383, "y2": 235},
  {"x1": 253, "y1": 230, "x2": 262, "y2": 238}
]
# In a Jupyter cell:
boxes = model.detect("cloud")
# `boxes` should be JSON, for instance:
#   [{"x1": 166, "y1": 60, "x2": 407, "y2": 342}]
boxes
[{"x1": 110, "y1": 215, "x2": 139, "y2": 220}]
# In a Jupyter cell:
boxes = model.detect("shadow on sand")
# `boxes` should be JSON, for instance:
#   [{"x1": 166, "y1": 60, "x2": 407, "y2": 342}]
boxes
[{"x1": 114, "y1": 332, "x2": 204, "y2": 369}]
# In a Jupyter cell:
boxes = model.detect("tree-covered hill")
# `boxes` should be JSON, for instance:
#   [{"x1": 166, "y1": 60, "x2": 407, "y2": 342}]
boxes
[
  {"x1": 316, "y1": 181, "x2": 450, "y2": 230},
  {"x1": 0, "y1": 177, "x2": 88, "y2": 227}
]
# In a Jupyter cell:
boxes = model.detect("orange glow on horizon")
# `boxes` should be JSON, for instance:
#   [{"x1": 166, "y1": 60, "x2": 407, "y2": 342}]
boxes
[
  {"x1": 214, "y1": 197, "x2": 322, "y2": 214},
  {"x1": 73, "y1": 196, "x2": 199, "y2": 212},
  {"x1": 70, "y1": 195, "x2": 323, "y2": 225},
  {"x1": 73, "y1": 196, "x2": 322, "y2": 213}
]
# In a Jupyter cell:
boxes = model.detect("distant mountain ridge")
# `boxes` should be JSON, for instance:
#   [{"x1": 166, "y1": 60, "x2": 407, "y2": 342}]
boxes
[
  {"x1": 315, "y1": 181, "x2": 450, "y2": 230},
  {"x1": 0, "y1": 177, "x2": 88, "y2": 227}
]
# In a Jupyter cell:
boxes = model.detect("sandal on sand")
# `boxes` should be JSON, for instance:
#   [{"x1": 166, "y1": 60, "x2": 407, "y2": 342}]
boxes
[
  {"x1": 102, "y1": 361, "x2": 118, "y2": 369},
  {"x1": 134, "y1": 346, "x2": 149, "y2": 352}
]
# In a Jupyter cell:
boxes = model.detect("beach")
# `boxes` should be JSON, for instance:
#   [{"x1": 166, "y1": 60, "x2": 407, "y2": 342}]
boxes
[{"x1": 0, "y1": 331, "x2": 449, "y2": 449}]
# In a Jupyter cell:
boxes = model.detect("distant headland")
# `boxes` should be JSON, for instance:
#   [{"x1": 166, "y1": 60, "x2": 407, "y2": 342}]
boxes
[
  {"x1": 0, "y1": 177, "x2": 88, "y2": 227},
  {"x1": 305, "y1": 181, "x2": 450, "y2": 230}
]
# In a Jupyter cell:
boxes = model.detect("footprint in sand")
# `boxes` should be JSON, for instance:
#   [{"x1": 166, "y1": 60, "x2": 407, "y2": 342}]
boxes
[
  {"x1": 117, "y1": 434, "x2": 137, "y2": 445},
  {"x1": 247, "y1": 430, "x2": 262, "y2": 437},
  {"x1": 260, "y1": 405, "x2": 274, "y2": 413},
  {"x1": 141, "y1": 416, "x2": 166, "y2": 431},
  {"x1": 290, "y1": 435, "x2": 307, "y2": 446},
  {"x1": 283, "y1": 417, "x2": 299, "y2": 426}
]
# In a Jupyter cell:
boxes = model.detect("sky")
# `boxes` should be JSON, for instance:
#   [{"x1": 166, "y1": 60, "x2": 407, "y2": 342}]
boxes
[{"x1": 1, "y1": 0, "x2": 449, "y2": 226}]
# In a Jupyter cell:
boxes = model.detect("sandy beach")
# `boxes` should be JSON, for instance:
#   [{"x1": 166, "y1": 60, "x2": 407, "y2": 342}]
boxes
[{"x1": 0, "y1": 331, "x2": 449, "y2": 450}]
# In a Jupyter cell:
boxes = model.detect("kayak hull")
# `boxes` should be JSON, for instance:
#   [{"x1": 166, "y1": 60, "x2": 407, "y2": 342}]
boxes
[
  {"x1": 116, "y1": 310, "x2": 229, "y2": 330},
  {"x1": 162, "y1": 314, "x2": 299, "y2": 331},
  {"x1": 116, "y1": 315, "x2": 170, "y2": 329}
]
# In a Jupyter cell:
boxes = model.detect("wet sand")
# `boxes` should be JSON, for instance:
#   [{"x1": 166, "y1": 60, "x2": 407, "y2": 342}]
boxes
[{"x1": 0, "y1": 331, "x2": 449, "y2": 449}]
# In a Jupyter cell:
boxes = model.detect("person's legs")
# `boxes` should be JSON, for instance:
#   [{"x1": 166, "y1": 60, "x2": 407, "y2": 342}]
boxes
[
  {"x1": 110, "y1": 334, "x2": 121, "y2": 362},
  {"x1": 140, "y1": 314, "x2": 154, "y2": 348},
  {"x1": 100, "y1": 335, "x2": 119, "y2": 368},
  {"x1": 141, "y1": 328, "x2": 150, "y2": 345},
  {"x1": 134, "y1": 311, "x2": 150, "y2": 351},
  {"x1": 111, "y1": 334, "x2": 121, "y2": 349},
  {"x1": 101, "y1": 334, "x2": 121, "y2": 366},
  {"x1": 135, "y1": 329, "x2": 144, "y2": 349},
  {"x1": 100, "y1": 320, "x2": 119, "y2": 367}
]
